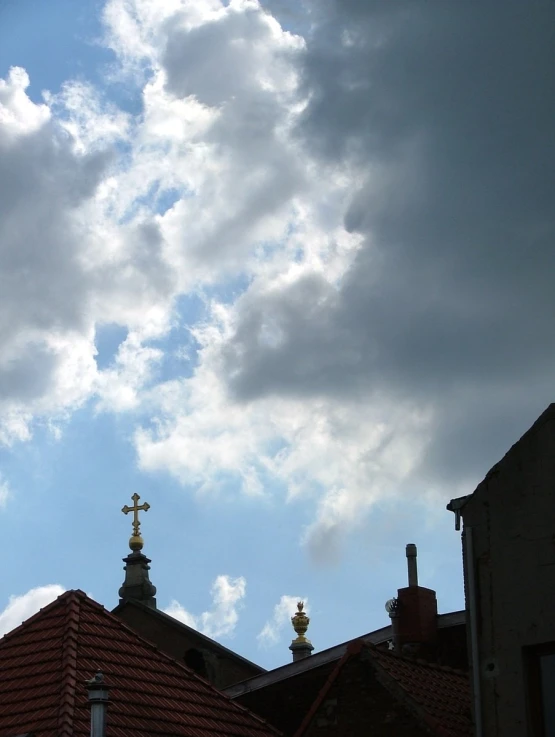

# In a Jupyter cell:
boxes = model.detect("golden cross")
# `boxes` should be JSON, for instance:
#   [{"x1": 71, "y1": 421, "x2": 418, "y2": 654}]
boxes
[{"x1": 122, "y1": 493, "x2": 150, "y2": 537}]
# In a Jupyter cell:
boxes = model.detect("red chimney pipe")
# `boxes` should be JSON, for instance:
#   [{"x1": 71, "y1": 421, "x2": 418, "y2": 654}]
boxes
[{"x1": 389, "y1": 544, "x2": 438, "y2": 658}]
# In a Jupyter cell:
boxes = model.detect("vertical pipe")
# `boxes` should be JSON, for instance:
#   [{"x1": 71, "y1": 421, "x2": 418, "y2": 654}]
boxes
[
  {"x1": 90, "y1": 701, "x2": 108, "y2": 737},
  {"x1": 390, "y1": 610, "x2": 402, "y2": 653},
  {"x1": 406, "y1": 543, "x2": 418, "y2": 587},
  {"x1": 86, "y1": 672, "x2": 110, "y2": 737},
  {"x1": 465, "y1": 528, "x2": 483, "y2": 737}
]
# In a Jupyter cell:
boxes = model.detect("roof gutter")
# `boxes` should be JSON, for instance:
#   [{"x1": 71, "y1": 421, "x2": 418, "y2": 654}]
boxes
[{"x1": 446, "y1": 495, "x2": 471, "y2": 531}]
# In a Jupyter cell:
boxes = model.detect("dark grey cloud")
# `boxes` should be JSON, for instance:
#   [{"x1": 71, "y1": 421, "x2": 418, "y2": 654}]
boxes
[
  {"x1": 0, "y1": 343, "x2": 59, "y2": 401},
  {"x1": 0, "y1": 121, "x2": 111, "y2": 347},
  {"x1": 220, "y1": 1, "x2": 555, "y2": 486}
]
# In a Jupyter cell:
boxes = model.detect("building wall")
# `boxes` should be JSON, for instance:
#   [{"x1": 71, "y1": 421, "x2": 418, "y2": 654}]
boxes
[
  {"x1": 116, "y1": 604, "x2": 262, "y2": 689},
  {"x1": 303, "y1": 655, "x2": 429, "y2": 737},
  {"x1": 235, "y1": 661, "x2": 338, "y2": 736},
  {"x1": 462, "y1": 408, "x2": 555, "y2": 736},
  {"x1": 437, "y1": 623, "x2": 468, "y2": 670}
]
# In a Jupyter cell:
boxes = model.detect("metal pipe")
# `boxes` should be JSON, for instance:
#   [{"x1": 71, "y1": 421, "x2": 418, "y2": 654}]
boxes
[
  {"x1": 465, "y1": 528, "x2": 483, "y2": 737},
  {"x1": 86, "y1": 672, "x2": 111, "y2": 737},
  {"x1": 406, "y1": 543, "x2": 418, "y2": 587}
]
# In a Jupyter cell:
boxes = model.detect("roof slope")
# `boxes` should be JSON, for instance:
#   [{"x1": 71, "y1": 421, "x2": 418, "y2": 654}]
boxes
[
  {"x1": 369, "y1": 643, "x2": 472, "y2": 737},
  {"x1": 234, "y1": 659, "x2": 338, "y2": 736},
  {"x1": 0, "y1": 590, "x2": 279, "y2": 737},
  {"x1": 226, "y1": 610, "x2": 466, "y2": 699},
  {"x1": 295, "y1": 641, "x2": 471, "y2": 737}
]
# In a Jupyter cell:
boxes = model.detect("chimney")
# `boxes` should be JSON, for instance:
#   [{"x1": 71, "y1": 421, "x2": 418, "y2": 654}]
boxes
[
  {"x1": 387, "y1": 544, "x2": 438, "y2": 658},
  {"x1": 406, "y1": 543, "x2": 418, "y2": 586},
  {"x1": 86, "y1": 671, "x2": 111, "y2": 737}
]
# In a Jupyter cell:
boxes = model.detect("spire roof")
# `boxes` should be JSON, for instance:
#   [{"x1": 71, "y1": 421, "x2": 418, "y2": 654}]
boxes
[
  {"x1": 118, "y1": 494, "x2": 157, "y2": 608},
  {"x1": 0, "y1": 590, "x2": 281, "y2": 737}
]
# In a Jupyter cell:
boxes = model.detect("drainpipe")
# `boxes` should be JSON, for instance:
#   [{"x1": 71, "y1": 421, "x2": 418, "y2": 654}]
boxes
[
  {"x1": 464, "y1": 527, "x2": 483, "y2": 737},
  {"x1": 86, "y1": 671, "x2": 111, "y2": 737}
]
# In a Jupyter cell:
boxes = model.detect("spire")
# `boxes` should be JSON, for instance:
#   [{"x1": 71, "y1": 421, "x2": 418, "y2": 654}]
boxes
[
  {"x1": 289, "y1": 601, "x2": 314, "y2": 662},
  {"x1": 122, "y1": 493, "x2": 150, "y2": 552},
  {"x1": 119, "y1": 494, "x2": 157, "y2": 609}
]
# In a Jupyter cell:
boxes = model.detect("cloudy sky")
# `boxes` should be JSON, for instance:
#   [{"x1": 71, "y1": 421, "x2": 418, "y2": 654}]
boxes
[{"x1": 0, "y1": 0, "x2": 553, "y2": 668}]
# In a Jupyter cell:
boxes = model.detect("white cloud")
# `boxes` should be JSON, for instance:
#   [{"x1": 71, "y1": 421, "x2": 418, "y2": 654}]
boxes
[
  {"x1": 164, "y1": 574, "x2": 246, "y2": 639},
  {"x1": 3, "y1": 0, "x2": 550, "y2": 572},
  {"x1": 0, "y1": 0, "x2": 309, "y2": 445},
  {"x1": 135, "y1": 301, "x2": 430, "y2": 559},
  {"x1": 257, "y1": 594, "x2": 309, "y2": 648},
  {"x1": 0, "y1": 585, "x2": 66, "y2": 637},
  {"x1": 0, "y1": 474, "x2": 9, "y2": 508},
  {"x1": 164, "y1": 599, "x2": 197, "y2": 629},
  {"x1": 0, "y1": 67, "x2": 50, "y2": 139},
  {"x1": 0, "y1": 0, "x2": 447, "y2": 569},
  {"x1": 0, "y1": 62, "x2": 177, "y2": 441}
]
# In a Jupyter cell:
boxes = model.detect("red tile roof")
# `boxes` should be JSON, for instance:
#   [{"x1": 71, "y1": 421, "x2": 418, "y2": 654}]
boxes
[
  {"x1": 0, "y1": 590, "x2": 280, "y2": 737},
  {"x1": 295, "y1": 640, "x2": 471, "y2": 737},
  {"x1": 369, "y1": 642, "x2": 472, "y2": 737}
]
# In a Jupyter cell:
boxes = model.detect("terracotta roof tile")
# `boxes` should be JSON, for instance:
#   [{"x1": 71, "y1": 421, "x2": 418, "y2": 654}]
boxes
[
  {"x1": 0, "y1": 590, "x2": 280, "y2": 737},
  {"x1": 294, "y1": 640, "x2": 471, "y2": 737},
  {"x1": 368, "y1": 644, "x2": 472, "y2": 737}
]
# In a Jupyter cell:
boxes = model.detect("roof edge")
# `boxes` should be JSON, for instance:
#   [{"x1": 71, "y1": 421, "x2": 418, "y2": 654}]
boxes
[
  {"x1": 58, "y1": 593, "x2": 81, "y2": 737},
  {"x1": 464, "y1": 403, "x2": 555, "y2": 504},
  {"x1": 226, "y1": 610, "x2": 466, "y2": 698},
  {"x1": 112, "y1": 598, "x2": 266, "y2": 674},
  {"x1": 0, "y1": 589, "x2": 282, "y2": 737}
]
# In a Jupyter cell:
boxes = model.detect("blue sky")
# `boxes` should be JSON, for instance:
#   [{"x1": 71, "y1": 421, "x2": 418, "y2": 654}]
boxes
[{"x1": 0, "y1": 0, "x2": 553, "y2": 669}]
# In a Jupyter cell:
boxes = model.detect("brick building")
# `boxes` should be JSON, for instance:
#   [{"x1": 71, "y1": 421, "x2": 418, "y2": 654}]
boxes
[
  {"x1": 226, "y1": 545, "x2": 470, "y2": 736},
  {"x1": 448, "y1": 403, "x2": 555, "y2": 736}
]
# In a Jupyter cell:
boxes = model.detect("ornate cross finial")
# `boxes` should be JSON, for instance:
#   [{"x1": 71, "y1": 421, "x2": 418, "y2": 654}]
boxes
[{"x1": 122, "y1": 493, "x2": 150, "y2": 551}]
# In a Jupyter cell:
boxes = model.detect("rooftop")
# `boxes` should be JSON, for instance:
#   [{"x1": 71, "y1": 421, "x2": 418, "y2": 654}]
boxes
[
  {"x1": 225, "y1": 609, "x2": 466, "y2": 698},
  {"x1": 0, "y1": 589, "x2": 280, "y2": 737}
]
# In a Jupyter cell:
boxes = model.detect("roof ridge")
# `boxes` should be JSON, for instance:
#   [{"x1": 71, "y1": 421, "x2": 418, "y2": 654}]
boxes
[
  {"x1": 76, "y1": 595, "x2": 282, "y2": 735},
  {"x1": 57, "y1": 592, "x2": 82, "y2": 737},
  {"x1": 0, "y1": 589, "x2": 85, "y2": 645},
  {"x1": 369, "y1": 644, "x2": 468, "y2": 676}
]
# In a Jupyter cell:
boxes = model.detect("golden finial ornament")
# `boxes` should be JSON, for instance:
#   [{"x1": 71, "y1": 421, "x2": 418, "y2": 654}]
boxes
[
  {"x1": 291, "y1": 601, "x2": 311, "y2": 644},
  {"x1": 121, "y1": 493, "x2": 150, "y2": 551}
]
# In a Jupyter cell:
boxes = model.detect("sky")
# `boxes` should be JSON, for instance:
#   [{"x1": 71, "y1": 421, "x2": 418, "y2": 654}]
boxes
[{"x1": 0, "y1": 0, "x2": 553, "y2": 670}]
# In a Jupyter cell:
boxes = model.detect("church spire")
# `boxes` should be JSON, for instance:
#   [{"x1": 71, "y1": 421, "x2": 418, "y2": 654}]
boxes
[
  {"x1": 289, "y1": 601, "x2": 314, "y2": 661},
  {"x1": 118, "y1": 494, "x2": 157, "y2": 609}
]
